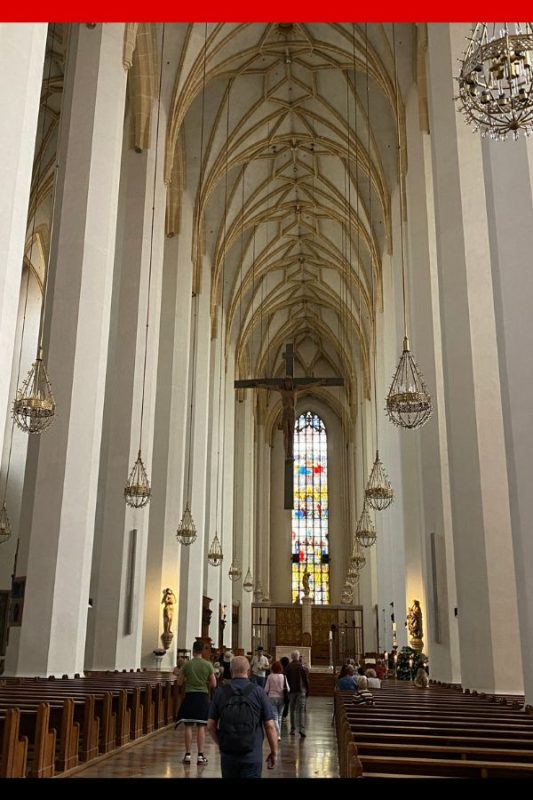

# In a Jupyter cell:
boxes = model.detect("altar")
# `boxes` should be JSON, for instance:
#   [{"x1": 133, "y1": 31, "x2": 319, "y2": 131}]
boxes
[{"x1": 275, "y1": 645, "x2": 312, "y2": 669}]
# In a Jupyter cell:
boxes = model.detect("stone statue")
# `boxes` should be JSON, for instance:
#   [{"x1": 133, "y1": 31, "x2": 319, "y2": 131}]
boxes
[
  {"x1": 302, "y1": 568, "x2": 311, "y2": 598},
  {"x1": 161, "y1": 588, "x2": 176, "y2": 649},
  {"x1": 407, "y1": 599, "x2": 423, "y2": 651}
]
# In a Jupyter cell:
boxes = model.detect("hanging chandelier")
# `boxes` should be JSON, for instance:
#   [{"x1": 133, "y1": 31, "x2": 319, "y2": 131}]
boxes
[
  {"x1": 243, "y1": 567, "x2": 254, "y2": 592},
  {"x1": 341, "y1": 580, "x2": 354, "y2": 603},
  {"x1": 176, "y1": 502, "x2": 197, "y2": 546},
  {"x1": 124, "y1": 449, "x2": 151, "y2": 508},
  {"x1": 207, "y1": 531, "x2": 223, "y2": 566},
  {"x1": 0, "y1": 503, "x2": 11, "y2": 544},
  {"x1": 365, "y1": 450, "x2": 394, "y2": 510},
  {"x1": 355, "y1": 503, "x2": 376, "y2": 549},
  {"x1": 13, "y1": 348, "x2": 56, "y2": 434},
  {"x1": 457, "y1": 23, "x2": 533, "y2": 140},
  {"x1": 386, "y1": 337, "x2": 432, "y2": 430},
  {"x1": 350, "y1": 548, "x2": 367, "y2": 571},
  {"x1": 346, "y1": 562, "x2": 359, "y2": 584},
  {"x1": 228, "y1": 560, "x2": 242, "y2": 581}
]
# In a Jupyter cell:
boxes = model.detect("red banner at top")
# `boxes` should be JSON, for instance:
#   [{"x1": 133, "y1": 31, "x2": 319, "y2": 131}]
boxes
[{"x1": 1, "y1": 2, "x2": 532, "y2": 23}]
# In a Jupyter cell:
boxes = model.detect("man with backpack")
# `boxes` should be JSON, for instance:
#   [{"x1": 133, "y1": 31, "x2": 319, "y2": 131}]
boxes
[{"x1": 207, "y1": 655, "x2": 278, "y2": 778}]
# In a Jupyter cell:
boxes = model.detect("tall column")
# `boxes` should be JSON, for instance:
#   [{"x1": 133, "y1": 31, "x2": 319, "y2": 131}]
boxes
[
  {"x1": 0, "y1": 24, "x2": 46, "y2": 461},
  {"x1": 483, "y1": 137, "x2": 533, "y2": 705},
  {"x1": 5, "y1": 24, "x2": 127, "y2": 676},
  {"x1": 177, "y1": 281, "x2": 212, "y2": 649},
  {"x1": 404, "y1": 83, "x2": 460, "y2": 681},
  {"x1": 426, "y1": 23, "x2": 522, "y2": 693},
  {"x1": 255, "y1": 422, "x2": 271, "y2": 600},
  {"x1": 234, "y1": 393, "x2": 255, "y2": 651},
  {"x1": 221, "y1": 356, "x2": 235, "y2": 649},
  {"x1": 269, "y1": 427, "x2": 291, "y2": 603},
  {"x1": 141, "y1": 193, "x2": 194, "y2": 667},
  {"x1": 85, "y1": 101, "x2": 166, "y2": 670},
  {"x1": 205, "y1": 322, "x2": 223, "y2": 645}
]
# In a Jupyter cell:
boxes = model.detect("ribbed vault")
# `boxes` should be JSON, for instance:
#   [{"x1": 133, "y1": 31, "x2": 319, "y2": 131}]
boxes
[{"x1": 132, "y1": 23, "x2": 415, "y2": 423}]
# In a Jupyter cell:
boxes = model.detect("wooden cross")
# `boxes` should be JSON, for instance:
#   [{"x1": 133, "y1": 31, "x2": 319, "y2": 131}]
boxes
[{"x1": 235, "y1": 343, "x2": 344, "y2": 508}]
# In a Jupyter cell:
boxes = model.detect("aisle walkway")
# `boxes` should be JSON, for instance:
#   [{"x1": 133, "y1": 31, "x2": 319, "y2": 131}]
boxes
[{"x1": 73, "y1": 697, "x2": 339, "y2": 779}]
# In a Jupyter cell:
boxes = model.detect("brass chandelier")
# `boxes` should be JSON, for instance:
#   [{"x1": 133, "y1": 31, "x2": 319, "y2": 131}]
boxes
[
  {"x1": 228, "y1": 558, "x2": 242, "y2": 581},
  {"x1": 365, "y1": 451, "x2": 393, "y2": 510},
  {"x1": 207, "y1": 531, "x2": 223, "y2": 567},
  {"x1": 386, "y1": 26, "x2": 432, "y2": 431},
  {"x1": 457, "y1": 23, "x2": 533, "y2": 140},
  {"x1": 350, "y1": 547, "x2": 367, "y2": 572},
  {"x1": 176, "y1": 502, "x2": 197, "y2": 546},
  {"x1": 0, "y1": 503, "x2": 11, "y2": 545},
  {"x1": 355, "y1": 500, "x2": 376, "y2": 549},
  {"x1": 243, "y1": 566, "x2": 254, "y2": 592}
]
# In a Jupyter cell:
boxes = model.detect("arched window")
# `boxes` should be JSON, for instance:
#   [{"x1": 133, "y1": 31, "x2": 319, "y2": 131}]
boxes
[{"x1": 291, "y1": 411, "x2": 329, "y2": 604}]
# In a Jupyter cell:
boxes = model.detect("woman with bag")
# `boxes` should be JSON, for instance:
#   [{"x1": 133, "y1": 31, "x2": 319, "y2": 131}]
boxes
[{"x1": 264, "y1": 660, "x2": 287, "y2": 740}]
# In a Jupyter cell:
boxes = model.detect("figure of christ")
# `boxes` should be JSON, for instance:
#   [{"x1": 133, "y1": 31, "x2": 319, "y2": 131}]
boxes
[{"x1": 254, "y1": 377, "x2": 332, "y2": 460}]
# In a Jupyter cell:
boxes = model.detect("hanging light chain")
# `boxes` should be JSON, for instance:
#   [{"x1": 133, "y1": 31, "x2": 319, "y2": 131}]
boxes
[{"x1": 385, "y1": 26, "x2": 432, "y2": 430}]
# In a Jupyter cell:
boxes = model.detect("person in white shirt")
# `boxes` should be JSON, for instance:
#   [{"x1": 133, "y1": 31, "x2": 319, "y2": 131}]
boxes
[
  {"x1": 265, "y1": 661, "x2": 288, "y2": 739},
  {"x1": 365, "y1": 668, "x2": 382, "y2": 689},
  {"x1": 251, "y1": 646, "x2": 270, "y2": 688}
]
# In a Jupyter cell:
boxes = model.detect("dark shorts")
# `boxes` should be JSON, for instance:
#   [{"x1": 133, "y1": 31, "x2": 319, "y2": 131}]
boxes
[{"x1": 176, "y1": 692, "x2": 210, "y2": 725}]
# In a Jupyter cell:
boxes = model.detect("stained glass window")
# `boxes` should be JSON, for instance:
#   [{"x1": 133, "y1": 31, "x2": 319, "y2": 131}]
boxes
[{"x1": 291, "y1": 411, "x2": 329, "y2": 604}]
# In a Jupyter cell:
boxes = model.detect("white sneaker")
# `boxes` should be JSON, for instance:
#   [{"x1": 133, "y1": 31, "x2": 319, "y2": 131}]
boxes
[
  {"x1": 182, "y1": 753, "x2": 191, "y2": 764},
  {"x1": 197, "y1": 754, "x2": 208, "y2": 765}
]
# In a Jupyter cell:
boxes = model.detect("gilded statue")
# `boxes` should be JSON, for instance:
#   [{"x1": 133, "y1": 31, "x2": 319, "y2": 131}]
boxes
[
  {"x1": 406, "y1": 599, "x2": 423, "y2": 651},
  {"x1": 302, "y1": 568, "x2": 311, "y2": 598},
  {"x1": 161, "y1": 588, "x2": 176, "y2": 636}
]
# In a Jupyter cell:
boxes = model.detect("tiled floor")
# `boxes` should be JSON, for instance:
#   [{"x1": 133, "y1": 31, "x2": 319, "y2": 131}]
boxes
[{"x1": 72, "y1": 697, "x2": 339, "y2": 779}]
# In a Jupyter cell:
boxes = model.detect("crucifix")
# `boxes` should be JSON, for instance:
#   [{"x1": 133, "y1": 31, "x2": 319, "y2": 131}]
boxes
[{"x1": 235, "y1": 343, "x2": 344, "y2": 508}]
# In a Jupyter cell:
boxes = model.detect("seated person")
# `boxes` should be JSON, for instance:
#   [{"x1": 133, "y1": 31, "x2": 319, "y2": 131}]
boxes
[
  {"x1": 365, "y1": 668, "x2": 381, "y2": 689},
  {"x1": 414, "y1": 667, "x2": 429, "y2": 688},
  {"x1": 353, "y1": 677, "x2": 374, "y2": 706},
  {"x1": 375, "y1": 660, "x2": 387, "y2": 680},
  {"x1": 336, "y1": 665, "x2": 358, "y2": 691}
]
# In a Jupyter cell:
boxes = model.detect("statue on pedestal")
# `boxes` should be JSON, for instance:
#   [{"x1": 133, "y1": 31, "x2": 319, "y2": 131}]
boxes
[
  {"x1": 407, "y1": 599, "x2": 423, "y2": 652},
  {"x1": 302, "y1": 568, "x2": 311, "y2": 598},
  {"x1": 161, "y1": 587, "x2": 176, "y2": 650}
]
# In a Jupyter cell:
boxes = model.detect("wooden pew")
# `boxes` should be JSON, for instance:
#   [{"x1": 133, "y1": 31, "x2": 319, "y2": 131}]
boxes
[{"x1": 0, "y1": 709, "x2": 28, "y2": 778}]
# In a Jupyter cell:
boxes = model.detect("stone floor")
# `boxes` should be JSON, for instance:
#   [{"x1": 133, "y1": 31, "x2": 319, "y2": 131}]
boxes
[{"x1": 72, "y1": 696, "x2": 339, "y2": 779}]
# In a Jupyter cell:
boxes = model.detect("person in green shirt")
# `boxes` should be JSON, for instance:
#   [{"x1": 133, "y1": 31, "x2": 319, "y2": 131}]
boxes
[{"x1": 175, "y1": 641, "x2": 217, "y2": 765}]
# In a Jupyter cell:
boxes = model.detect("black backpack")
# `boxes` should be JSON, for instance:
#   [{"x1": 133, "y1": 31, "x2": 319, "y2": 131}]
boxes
[{"x1": 218, "y1": 683, "x2": 260, "y2": 755}]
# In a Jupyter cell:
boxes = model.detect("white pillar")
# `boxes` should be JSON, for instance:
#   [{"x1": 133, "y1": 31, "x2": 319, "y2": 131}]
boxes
[
  {"x1": 269, "y1": 427, "x2": 291, "y2": 604},
  {"x1": 483, "y1": 136, "x2": 533, "y2": 705},
  {"x1": 234, "y1": 393, "x2": 255, "y2": 651},
  {"x1": 404, "y1": 82, "x2": 460, "y2": 681},
  {"x1": 85, "y1": 101, "x2": 166, "y2": 670},
  {"x1": 205, "y1": 322, "x2": 223, "y2": 645},
  {"x1": 177, "y1": 283, "x2": 212, "y2": 650},
  {"x1": 0, "y1": 24, "x2": 46, "y2": 462},
  {"x1": 255, "y1": 423, "x2": 271, "y2": 600},
  {"x1": 5, "y1": 24, "x2": 127, "y2": 677},
  {"x1": 220, "y1": 353, "x2": 235, "y2": 649},
  {"x1": 426, "y1": 23, "x2": 522, "y2": 693},
  {"x1": 142, "y1": 196, "x2": 194, "y2": 666}
]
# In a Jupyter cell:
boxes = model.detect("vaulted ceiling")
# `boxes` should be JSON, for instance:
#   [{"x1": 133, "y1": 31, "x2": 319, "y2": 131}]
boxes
[{"x1": 162, "y1": 23, "x2": 415, "y2": 424}]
